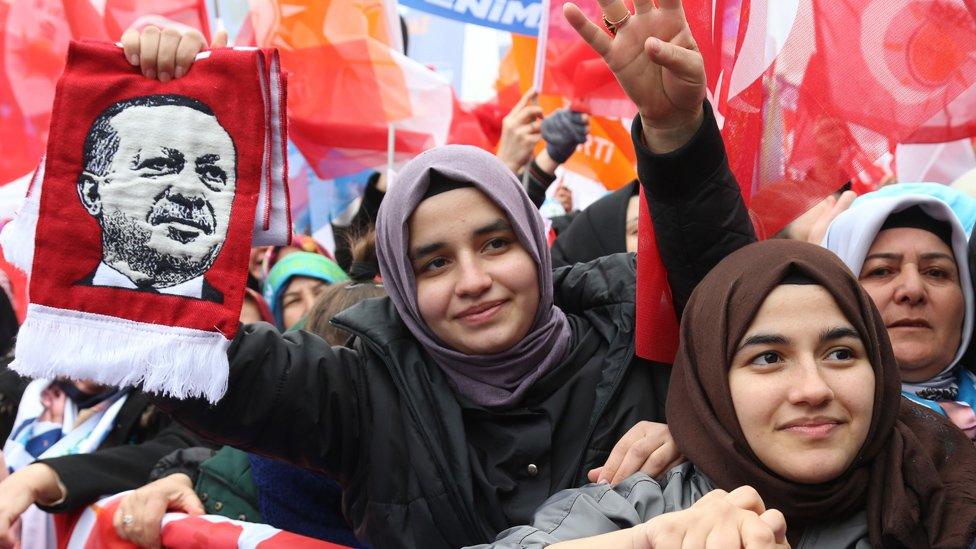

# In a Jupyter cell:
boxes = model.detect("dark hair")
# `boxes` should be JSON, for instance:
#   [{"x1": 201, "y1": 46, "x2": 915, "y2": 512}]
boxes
[
  {"x1": 80, "y1": 94, "x2": 215, "y2": 178},
  {"x1": 0, "y1": 288, "x2": 17, "y2": 357},
  {"x1": 305, "y1": 229, "x2": 385, "y2": 346},
  {"x1": 880, "y1": 205, "x2": 953, "y2": 248}
]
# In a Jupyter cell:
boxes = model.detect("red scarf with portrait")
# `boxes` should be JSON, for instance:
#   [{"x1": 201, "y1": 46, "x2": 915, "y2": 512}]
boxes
[{"x1": 6, "y1": 40, "x2": 288, "y2": 403}]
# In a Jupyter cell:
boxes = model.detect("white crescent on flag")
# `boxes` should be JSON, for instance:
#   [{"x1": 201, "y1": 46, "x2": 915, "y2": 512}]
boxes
[{"x1": 860, "y1": 0, "x2": 976, "y2": 107}]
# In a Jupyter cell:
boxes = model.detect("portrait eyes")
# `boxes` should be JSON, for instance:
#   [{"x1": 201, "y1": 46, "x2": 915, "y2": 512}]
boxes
[
  {"x1": 196, "y1": 163, "x2": 228, "y2": 189},
  {"x1": 136, "y1": 156, "x2": 180, "y2": 175},
  {"x1": 132, "y1": 150, "x2": 228, "y2": 191}
]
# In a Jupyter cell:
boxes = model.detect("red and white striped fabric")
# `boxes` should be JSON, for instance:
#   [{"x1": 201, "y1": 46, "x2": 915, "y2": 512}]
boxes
[
  {"x1": 251, "y1": 47, "x2": 291, "y2": 247},
  {"x1": 53, "y1": 494, "x2": 351, "y2": 549}
]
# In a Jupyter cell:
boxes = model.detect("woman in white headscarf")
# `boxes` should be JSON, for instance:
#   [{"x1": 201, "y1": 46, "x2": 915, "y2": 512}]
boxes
[{"x1": 822, "y1": 194, "x2": 976, "y2": 438}]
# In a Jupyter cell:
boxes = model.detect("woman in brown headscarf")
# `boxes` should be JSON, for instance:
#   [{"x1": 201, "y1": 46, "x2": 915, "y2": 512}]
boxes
[{"x1": 475, "y1": 240, "x2": 976, "y2": 548}]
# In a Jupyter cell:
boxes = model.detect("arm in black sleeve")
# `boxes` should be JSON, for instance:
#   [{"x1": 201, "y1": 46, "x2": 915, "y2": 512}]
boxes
[
  {"x1": 148, "y1": 447, "x2": 218, "y2": 482},
  {"x1": 632, "y1": 101, "x2": 757, "y2": 317},
  {"x1": 0, "y1": 358, "x2": 29, "y2": 441},
  {"x1": 349, "y1": 171, "x2": 386, "y2": 234},
  {"x1": 522, "y1": 159, "x2": 556, "y2": 209},
  {"x1": 37, "y1": 421, "x2": 203, "y2": 512},
  {"x1": 154, "y1": 323, "x2": 365, "y2": 484},
  {"x1": 334, "y1": 171, "x2": 387, "y2": 271}
]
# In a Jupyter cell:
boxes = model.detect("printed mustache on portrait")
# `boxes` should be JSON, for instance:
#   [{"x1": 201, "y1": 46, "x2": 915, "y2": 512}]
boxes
[{"x1": 147, "y1": 198, "x2": 215, "y2": 235}]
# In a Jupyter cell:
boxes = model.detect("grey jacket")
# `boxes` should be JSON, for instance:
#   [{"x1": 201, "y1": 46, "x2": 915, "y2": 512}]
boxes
[{"x1": 471, "y1": 463, "x2": 870, "y2": 549}]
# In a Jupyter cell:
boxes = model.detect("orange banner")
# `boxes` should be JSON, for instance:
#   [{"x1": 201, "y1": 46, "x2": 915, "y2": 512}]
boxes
[{"x1": 497, "y1": 36, "x2": 637, "y2": 190}]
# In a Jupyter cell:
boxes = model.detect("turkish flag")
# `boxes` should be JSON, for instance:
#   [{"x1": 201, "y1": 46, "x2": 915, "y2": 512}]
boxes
[
  {"x1": 56, "y1": 494, "x2": 349, "y2": 549},
  {"x1": 634, "y1": 0, "x2": 976, "y2": 362},
  {"x1": 814, "y1": 0, "x2": 976, "y2": 141}
]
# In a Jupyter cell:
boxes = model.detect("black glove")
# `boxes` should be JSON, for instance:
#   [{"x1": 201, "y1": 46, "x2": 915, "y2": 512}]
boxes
[{"x1": 541, "y1": 109, "x2": 588, "y2": 164}]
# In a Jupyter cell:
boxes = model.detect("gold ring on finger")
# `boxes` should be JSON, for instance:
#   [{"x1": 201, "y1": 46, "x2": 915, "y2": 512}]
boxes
[{"x1": 603, "y1": 11, "x2": 632, "y2": 36}]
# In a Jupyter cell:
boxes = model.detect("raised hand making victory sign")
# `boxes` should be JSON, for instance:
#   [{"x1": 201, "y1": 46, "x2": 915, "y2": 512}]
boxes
[{"x1": 563, "y1": 0, "x2": 706, "y2": 153}]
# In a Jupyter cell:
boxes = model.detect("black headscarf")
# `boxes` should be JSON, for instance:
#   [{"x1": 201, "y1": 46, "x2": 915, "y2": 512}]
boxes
[{"x1": 550, "y1": 180, "x2": 638, "y2": 267}]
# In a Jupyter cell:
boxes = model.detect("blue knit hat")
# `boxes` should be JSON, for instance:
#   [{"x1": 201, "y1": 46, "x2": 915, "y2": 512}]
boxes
[{"x1": 263, "y1": 252, "x2": 347, "y2": 329}]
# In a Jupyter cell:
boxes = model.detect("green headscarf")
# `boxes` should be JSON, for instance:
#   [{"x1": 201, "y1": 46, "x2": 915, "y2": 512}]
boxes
[{"x1": 263, "y1": 252, "x2": 347, "y2": 329}]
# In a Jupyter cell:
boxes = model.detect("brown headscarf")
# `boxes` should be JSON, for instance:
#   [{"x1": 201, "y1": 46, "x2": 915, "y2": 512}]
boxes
[{"x1": 667, "y1": 239, "x2": 976, "y2": 548}]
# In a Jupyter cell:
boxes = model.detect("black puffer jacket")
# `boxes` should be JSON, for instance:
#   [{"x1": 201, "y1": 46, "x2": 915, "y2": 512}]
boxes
[
  {"x1": 551, "y1": 180, "x2": 638, "y2": 268},
  {"x1": 633, "y1": 102, "x2": 756, "y2": 316},
  {"x1": 159, "y1": 254, "x2": 669, "y2": 549}
]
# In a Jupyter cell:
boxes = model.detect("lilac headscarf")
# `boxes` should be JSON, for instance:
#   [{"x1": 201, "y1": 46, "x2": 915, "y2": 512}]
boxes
[{"x1": 375, "y1": 145, "x2": 572, "y2": 408}]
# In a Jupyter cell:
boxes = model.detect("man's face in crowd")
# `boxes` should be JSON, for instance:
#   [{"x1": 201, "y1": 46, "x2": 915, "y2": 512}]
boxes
[
  {"x1": 625, "y1": 195, "x2": 639, "y2": 253},
  {"x1": 555, "y1": 186, "x2": 573, "y2": 214},
  {"x1": 89, "y1": 105, "x2": 236, "y2": 288}
]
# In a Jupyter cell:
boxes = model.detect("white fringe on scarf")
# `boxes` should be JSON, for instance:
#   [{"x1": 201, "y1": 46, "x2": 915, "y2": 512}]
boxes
[
  {"x1": 0, "y1": 161, "x2": 43, "y2": 275},
  {"x1": 12, "y1": 303, "x2": 230, "y2": 403}
]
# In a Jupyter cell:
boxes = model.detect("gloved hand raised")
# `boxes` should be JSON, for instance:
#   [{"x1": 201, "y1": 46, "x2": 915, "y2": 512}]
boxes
[{"x1": 541, "y1": 109, "x2": 589, "y2": 164}]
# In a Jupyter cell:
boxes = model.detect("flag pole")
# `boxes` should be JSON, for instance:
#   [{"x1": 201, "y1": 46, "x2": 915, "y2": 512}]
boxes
[
  {"x1": 387, "y1": 122, "x2": 396, "y2": 175},
  {"x1": 532, "y1": 0, "x2": 551, "y2": 91},
  {"x1": 211, "y1": 0, "x2": 229, "y2": 46},
  {"x1": 523, "y1": 0, "x2": 550, "y2": 189}
]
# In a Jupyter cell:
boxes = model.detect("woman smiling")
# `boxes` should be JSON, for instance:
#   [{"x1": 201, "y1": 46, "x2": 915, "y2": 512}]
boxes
[
  {"x1": 147, "y1": 145, "x2": 674, "y2": 549},
  {"x1": 476, "y1": 240, "x2": 976, "y2": 548}
]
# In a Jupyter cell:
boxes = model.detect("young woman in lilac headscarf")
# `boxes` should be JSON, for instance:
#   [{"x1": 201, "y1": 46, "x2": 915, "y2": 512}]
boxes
[{"x1": 146, "y1": 144, "x2": 675, "y2": 548}]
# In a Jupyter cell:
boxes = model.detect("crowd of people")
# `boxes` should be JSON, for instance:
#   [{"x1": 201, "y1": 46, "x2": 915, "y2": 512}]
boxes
[{"x1": 1, "y1": 0, "x2": 976, "y2": 547}]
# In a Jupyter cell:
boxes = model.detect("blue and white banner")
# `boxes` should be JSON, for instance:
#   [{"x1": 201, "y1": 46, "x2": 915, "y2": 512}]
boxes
[{"x1": 400, "y1": 0, "x2": 543, "y2": 36}]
